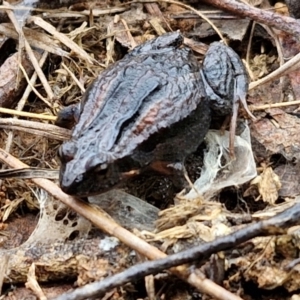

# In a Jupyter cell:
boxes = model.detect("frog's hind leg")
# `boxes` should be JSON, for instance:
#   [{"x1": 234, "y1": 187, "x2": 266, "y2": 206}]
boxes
[
  {"x1": 228, "y1": 69, "x2": 257, "y2": 158},
  {"x1": 201, "y1": 42, "x2": 255, "y2": 158}
]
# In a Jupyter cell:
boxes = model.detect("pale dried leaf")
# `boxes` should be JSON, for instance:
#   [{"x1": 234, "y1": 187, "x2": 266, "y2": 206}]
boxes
[{"x1": 251, "y1": 166, "x2": 281, "y2": 204}]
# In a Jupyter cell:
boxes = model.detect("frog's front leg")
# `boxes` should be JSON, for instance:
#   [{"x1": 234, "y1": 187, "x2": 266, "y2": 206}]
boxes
[
  {"x1": 132, "y1": 97, "x2": 211, "y2": 190},
  {"x1": 201, "y1": 42, "x2": 256, "y2": 157},
  {"x1": 55, "y1": 103, "x2": 81, "y2": 129}
]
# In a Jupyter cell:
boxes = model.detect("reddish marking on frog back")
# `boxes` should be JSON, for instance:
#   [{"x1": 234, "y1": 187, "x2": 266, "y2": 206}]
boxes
[{"x1": 133, "y1": 104, "x2": 160, "y2": 136}]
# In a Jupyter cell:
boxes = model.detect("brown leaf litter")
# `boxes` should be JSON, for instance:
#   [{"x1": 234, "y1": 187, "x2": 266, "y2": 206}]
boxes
[{"x1": 2, "y1": 0, "x2": 300, "y2": 299}]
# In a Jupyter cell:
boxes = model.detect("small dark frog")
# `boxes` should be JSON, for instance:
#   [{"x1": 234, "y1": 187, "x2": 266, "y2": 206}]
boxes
[{"x1": 57, "y1": 32, "x2": 253, "y2": 197}]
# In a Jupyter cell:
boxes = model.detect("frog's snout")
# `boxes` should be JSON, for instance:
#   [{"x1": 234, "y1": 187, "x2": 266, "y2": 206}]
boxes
[{"x1": 59, "y1": 170, "x2": 85, "y2": 195}]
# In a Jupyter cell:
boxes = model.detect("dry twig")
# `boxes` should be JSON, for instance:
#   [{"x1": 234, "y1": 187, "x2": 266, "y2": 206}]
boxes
[
  {"x1": 28, "y1": 16, "x2": 96, "y2": 65},
  {"x1": 0, "y1": 118, "x2": 69, "y2": 140},
  {"x1": 4, "y1": 1, "x2": 54, "y2": 102}
]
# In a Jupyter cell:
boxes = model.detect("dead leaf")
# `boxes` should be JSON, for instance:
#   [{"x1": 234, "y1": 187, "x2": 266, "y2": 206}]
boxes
[
  {"x1": 251, "y1": 108, "x2": 300, "y2": 161},
  {"x1": 251, "y1": 166, "x2": 281, "y2": 204},
  {"x1": 275, "y1": 163, "x2": 300, "y2": 197}
]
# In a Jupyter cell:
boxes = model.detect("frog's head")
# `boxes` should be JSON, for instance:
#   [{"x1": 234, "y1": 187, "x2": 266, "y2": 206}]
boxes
[{"x1": 58, "y1": 141, "x2": 123, "y2": 196}]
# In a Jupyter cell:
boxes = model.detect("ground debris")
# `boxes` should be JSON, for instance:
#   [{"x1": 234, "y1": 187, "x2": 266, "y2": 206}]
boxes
[
  {"x1": 2, "y1": 0, "x2": 300, "y2": 299},
  {"x1": 251, "y1": 108, "x2": 300, "y2": 161}
]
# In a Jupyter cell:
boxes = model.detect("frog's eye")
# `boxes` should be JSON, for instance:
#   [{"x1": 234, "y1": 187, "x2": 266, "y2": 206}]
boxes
[{"x1": 58, "y1": 143, "x2": 75, "y2": 163}]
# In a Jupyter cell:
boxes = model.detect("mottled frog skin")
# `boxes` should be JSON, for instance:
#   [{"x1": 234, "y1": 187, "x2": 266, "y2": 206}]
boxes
[{"x1": 58, "y1": 32, "x2": 249, "y2": 196}]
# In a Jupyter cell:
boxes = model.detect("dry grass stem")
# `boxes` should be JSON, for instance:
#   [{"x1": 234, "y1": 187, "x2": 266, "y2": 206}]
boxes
[
  {"x1": 0, "y1": 118, "x2": 70, "y2": 140},
  {"x1": 250, "y1": 100, "x2": 300, "y2": 111},
  {"x1": 42, "y1": 7, "x2": 128, "y2": 18},
  {"x1": 61, "y1": 63, "x2": 85, "y2": 93},
  {"x1": 28, "y1": 16, "x2": 95, "y2": 65},
  {"x1": 25, "y1": 264, "x2": 47, "y2": 300},
  {"x1": 4, "y1": 2, "x2": 54, "y2": 101},
  {"x1": 0, "y1": 24, "x2": 69, "y2": 57},
  {"x1": 0, "y1": 108, "x2": 56, "y2": 121},
  {"x1": 19, "y1": 63, "x2": 51, "y2": 106}
]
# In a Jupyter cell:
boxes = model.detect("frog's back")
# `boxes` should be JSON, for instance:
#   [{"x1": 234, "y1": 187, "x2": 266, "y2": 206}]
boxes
[
  {"x1": 72, "y1": 37, "x2": 205, "y2": 159},
  {"x1": 60, "y1": 33, "x2": 207, "y2": 191}
]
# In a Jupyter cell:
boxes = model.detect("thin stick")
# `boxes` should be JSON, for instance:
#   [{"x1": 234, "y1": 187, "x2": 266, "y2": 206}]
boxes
[
  {"x1": 19, "y1": 63, "x2": 51, "y2": 106},
  {"x1": 16, "y1": 51, "x2": 50, "y2": 111},
  {"x1": 4, "y1": 2, "x2": 54, "y2": 101},
  {"x1": 61, "y1": 62, "x2": 85, "y2": 93},
  {"x1": 250, "y1": 99, "x2": 300, "y2": 111},
  {"x1": 0, "y1": 107, "x2": 56, "y2": 121},
  {"x1": 28, "y1": 16, "x2": 95, "y2": 65}
]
